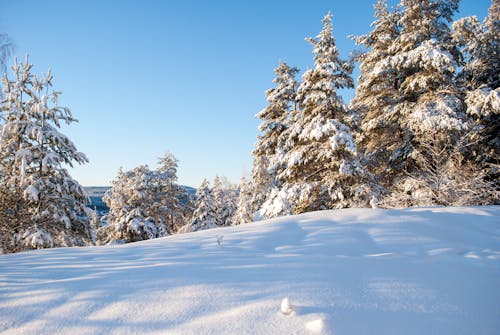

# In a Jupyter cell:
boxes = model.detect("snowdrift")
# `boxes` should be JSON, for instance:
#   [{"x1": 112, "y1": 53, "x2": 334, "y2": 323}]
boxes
[{"x1": 1, "y1": 207, "x2": 499, "y2": 335}]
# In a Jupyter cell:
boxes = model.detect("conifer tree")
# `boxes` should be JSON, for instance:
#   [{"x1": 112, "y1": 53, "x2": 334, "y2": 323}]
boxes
[
  {"x1": 454, "y1": 0, "x2": 499, "y2": 90},
  {"x1": 103, "y1": 166, "x2": 162, "y2": 242},
  {"x1": 212, "y1": 175, "x2": 225, "y2": 226},
  {"x1": 355, "y1": 0, "x2": 470, "y2": 206},
  {"x1": 155, "y1": 151, "x2": 191, "y2": 233},
  {"x1": 103, "y1": 153, "x2": 192, "y2": 242},
  {"x1": 249, "y1": 155, "x2": 271, "y2": 213},
  {"x1": 233, "y1": 176, "x2": 255, "y2": 225},
  {"x1": 0, "y1": 57, "x2": 91, "y2": 253},
  {"x1": 351, "y1": 0, "x2": 401, "y2": 187},
  {"x1": 251, "y1": 62, "x2": 299, "y2": 211},
  {"x1": 213, "y1": 175, "x2": 238, "y2": 227},
  {"x1": 454, "y1": 0, "x2": 499, "y2": 198},
  {"x1": 389, "y1": 0, "x2": 469, "y2": 206},
  {"x1": 158, "y1": 150, "x2": 179, "y2": 180},
  {"x1": 263, "y1": 13, "x2": 363, "y2": 216},
  {"x1": 186, "y1": 179, "x2": 217, "y2": 232}
]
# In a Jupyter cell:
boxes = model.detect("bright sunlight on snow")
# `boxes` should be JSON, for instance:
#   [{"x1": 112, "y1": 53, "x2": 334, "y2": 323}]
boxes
[{"x1": 1, "y1": 207, "x2": 499, "y2": 335}]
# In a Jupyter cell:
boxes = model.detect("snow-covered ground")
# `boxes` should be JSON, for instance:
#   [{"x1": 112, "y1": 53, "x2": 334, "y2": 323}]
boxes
[{"x1": 1, "y1": 207, "x2": 499, "y2": 335}]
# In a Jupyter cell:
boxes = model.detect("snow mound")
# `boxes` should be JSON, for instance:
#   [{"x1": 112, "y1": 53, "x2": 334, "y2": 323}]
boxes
[
  {"x1": 280, "y1": 297, "x2": 294, "y2": 315},
  {"x1": 1, "y1": 206, "x2": 499, "y2": 335},
  {"x1": 306, "y1": 318, "x2": 329, "y2": 334}
]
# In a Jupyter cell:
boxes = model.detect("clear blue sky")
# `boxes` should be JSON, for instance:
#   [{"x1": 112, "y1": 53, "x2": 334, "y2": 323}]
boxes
[{"x1": 0, "y1": 0, "x2": 490, "y2": 187}]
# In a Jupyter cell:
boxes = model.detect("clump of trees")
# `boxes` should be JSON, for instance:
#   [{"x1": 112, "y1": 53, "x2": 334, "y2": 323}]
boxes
[
  {"x1": 100, "y1": 152, "x2": 192, "y2": 244},
  {"x1": 251, "y1": 0, "x2": 499, "y2": 219},
  {"x1": 178, "y1": 175, "x2": 238, "y2": 233},
  {"x1": 101, "y1": 159, "x2": 240, "y2": 243}
]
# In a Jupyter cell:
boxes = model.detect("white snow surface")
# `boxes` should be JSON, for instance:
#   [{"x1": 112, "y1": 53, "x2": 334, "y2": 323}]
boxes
[{"x1": 1, "y1": 206, "x2": 499, "y2": 335}]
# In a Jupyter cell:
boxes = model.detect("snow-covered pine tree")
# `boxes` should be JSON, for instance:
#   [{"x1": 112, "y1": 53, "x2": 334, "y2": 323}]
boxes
[
  {"x1": 158, "y1": 150, "x2": 179, "y2": 180},
  {"x1": 183, "y1": 179, "x2": 217, "y2": 232},
  {"x1": 249, "y1": 155, "x2": 271, "y2": 214},
  {"x1": 212, "y1": 175, "x2": 225, "y2": 226},
  {"x1": 103, "y1": 153, "x2": 193, "y2": 242},
  {"x1": 233, "y1": 176, "x2": 255, "y2": 225},
  {"x1": 263, "y1": 12, "x2": 364, "y2": 216},
  {"x1": 103, "y1": 165, "x2": 162, "y2": 242},
  {"x1": 0, "y1": 56, "x2": 91, "y2": 253},
  {"x1": 252, "y1": 62, "x2": 299, "y2": 212},
  {"x1": 351, "y1": 0, "x2": 402, "y2": 190},
  {"x1": 154, "y1": 151, "x2": 192, "y2": 233},
  {"x1": 213, "y1": 175, "x2": 238, "y2": 227},
  {"x1": 454, "y1": 0, "x2": 499, "y2": 200}
]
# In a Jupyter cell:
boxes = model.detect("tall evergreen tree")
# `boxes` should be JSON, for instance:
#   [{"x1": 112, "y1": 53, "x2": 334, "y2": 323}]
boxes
[
  {"x1": 262, "y1": 13, "x2": 363, "y2": 216},
  {"x1": 155, "y1": 151, "x2": 191, "y2": 233},
  {"x1": 355, "y1": 0, "x2": 470, "y2": 206},
  {"x1": 0, "y1": 57, "x2": 91, "y2": 253},
  {"x1": 454, "y1": 0, "x2": 499, "y2": 198},
  {"x1": 351, "y1": 0, "x2": 401, "y2": 187},
  {"x1": 454, "y1": 0, "x2": 499, "y2": 90},
  {"x1": 389, "y1": 0, "x2": 469, "y2": 206},
  {"x1": 251, "y1": 61, "x2": 299, "y2": 211}
]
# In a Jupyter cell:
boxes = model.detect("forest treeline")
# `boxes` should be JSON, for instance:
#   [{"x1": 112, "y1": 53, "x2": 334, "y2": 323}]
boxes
[{"x1": 0, "y1": 0, "x2": 498, "y2": 253}]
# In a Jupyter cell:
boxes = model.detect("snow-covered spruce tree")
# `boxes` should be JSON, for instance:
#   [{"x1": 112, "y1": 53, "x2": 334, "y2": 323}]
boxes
[
  {"x1": 454, "y1": 0, "x2": 499, "y2": 200},
  {"x1": 103, "y1": 166, "x2": 163, "y2": 243},
  {"x1": 454, "y1": 0, "x2": 499, "y2": 91},
  {"x1": 180, "y1": 179, "x2": 217, "y2": 233},
  {"x1": 212, "y1": 175, "x2": 225, "y2": 227},
  {"x1": 0, "y1": 57, "x2": 91, "y2": 253},
  {"x1": 154, "y1": 151, "x2": 192, "y2": 233},
  {"x1": 251, "y1": 61, "x2": 299, "y2": 212},
  {"x1": 249, "y1": 155, "x2": 271, "y2": 215},
  {"x1": 233, "y1": 176, "x2": 255, "y2": 225},
  {"x1": 213, "y1": 175, "x2": 238, "y2": 227},
  {"x1": 366, "y1": 0, "x2": 471, "y2": 206},
  {"x1": 262, "y1": 12, "x2": 366, "y2": 217},
  {"x1": 351, "y1": 0, "x2": 402, "y2": 190}
]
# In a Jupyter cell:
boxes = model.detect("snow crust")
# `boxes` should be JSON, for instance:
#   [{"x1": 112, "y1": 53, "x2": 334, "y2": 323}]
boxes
[{"x1": 1, "y1": 206, "x2": 499, "y2": 335}]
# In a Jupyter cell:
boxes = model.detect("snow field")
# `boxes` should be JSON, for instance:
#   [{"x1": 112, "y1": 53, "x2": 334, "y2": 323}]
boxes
[{"x1": 1, "y1": 206, "x2": 499, "y2": 334}]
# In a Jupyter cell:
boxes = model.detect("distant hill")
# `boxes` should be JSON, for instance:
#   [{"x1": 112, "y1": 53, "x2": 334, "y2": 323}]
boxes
[
  {"x1": 84, "y1": 187, "x2": 111, "y2": 213},
  {"x1": 84, "y1": 186, "x2": 196, "y2": 214},
  {"x1": 85, "y1": 186, "x2": 111, "y2": 198}
]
